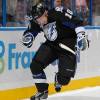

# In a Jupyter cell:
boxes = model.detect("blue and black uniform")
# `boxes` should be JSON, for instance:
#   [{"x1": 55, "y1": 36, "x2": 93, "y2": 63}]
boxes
[{"x1": 23, "y1": 4, "x2": 86, "y2": 94}]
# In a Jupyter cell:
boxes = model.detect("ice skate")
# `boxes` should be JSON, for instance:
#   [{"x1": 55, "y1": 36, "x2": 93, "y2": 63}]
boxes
[
  {"x1": 30, "y1": 90, "x2": 48, "y2": 100},
  {"x1": 54, "y1": 73, "x2": 62, "y2": 92}
]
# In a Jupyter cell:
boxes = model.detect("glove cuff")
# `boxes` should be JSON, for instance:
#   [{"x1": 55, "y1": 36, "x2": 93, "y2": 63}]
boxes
[{"x1": 75, "y1": 26, "x2": 85, "y2": 34}]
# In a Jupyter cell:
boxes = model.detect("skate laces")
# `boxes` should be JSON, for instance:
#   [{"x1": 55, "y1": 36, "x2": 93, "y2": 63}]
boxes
[
  {"x1": 35, "y1": 92, "x2": 42, "y2": 97},
  {"x1": 55, "y1": 73, "x2": 62, "y2": 87},
  {"x1": 35, "y1": 90, "x2": 48, "y2": 98}
]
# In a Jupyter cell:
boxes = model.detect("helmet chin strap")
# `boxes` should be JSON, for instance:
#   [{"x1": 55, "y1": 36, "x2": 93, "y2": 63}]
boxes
[
  {"x1": 40, "y1": 24, "x2": 44, "y2": 28},
  {"x1": 36, "y1": 12, "x2": 48, "y2": 28}
]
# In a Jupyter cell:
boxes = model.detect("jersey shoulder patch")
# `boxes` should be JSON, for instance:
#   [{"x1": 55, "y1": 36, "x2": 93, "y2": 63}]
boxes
[
  {"x1": 55, "y1": 6, "x2": 63, "y2": 12},
  {"x1": 66, "y1": 9, "x2": 73, "y2": 15},
  {"x1": 65, "y1": 9, "x2": 73, "y2": 19}
]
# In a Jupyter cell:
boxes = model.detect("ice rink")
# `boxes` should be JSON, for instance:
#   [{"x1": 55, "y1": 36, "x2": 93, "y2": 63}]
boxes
[{"x1": 23, "y1": 86, "x2": 100, "y2": 100}]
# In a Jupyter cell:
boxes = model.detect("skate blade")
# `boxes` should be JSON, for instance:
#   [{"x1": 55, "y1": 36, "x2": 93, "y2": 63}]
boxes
[
  {"x1": 18, "y1": 98, "x2": 30, "y2": 100},
  {"x1": 20, "y1": 98, "x2": 47, "y2": 100}
]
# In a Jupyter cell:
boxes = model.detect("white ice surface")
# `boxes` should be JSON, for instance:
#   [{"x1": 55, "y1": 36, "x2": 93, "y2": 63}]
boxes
[{"x1": 22, "y1": 86, "x2": 100, "y2": 100}]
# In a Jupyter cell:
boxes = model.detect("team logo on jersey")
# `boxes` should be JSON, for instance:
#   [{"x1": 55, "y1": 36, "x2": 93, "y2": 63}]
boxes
[{"x1": 43, "y1": 22, "x2": 58, "y2": 41}]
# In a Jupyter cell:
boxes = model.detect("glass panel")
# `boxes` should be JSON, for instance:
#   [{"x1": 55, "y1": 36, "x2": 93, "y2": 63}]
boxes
[
  {"x1": 0, "y1": 0, "x2": 2, "y2": 26},
  {"x1": 6, "y1": 0, "x2": 41, "y2": 27},
  {"x1": 50, "y1": 0, "x2": 71, "y2": 8},
  {"x1": 63, "y1": 0, "x2": 71, "y2": 9},
  {"x1": 93, "y1": 0, "x2": 100, "y2": 25},
  {"x1": 6, "y1": 0, "x2": 17, "y2": 26},
  {"x1": 6, "y1": 0, "x2": 97, "y2": 27},
  {"x1": 75, "y1": 0, "x2": 90, "y2": 25},
  {"x1": 14, "y1": 0, "x2": 28, "y2": 27},
  {"x1": 47, "y1": 0, "x2": 90, "y2": 25},
  {"x1": 6, "y1": 0, "x2": 26, "y2": 26}
]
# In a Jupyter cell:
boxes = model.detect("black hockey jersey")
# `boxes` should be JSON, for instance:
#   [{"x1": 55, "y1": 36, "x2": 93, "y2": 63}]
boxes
[{"x1": 25, "y1": 7, "x2": 84, "y2": 50}]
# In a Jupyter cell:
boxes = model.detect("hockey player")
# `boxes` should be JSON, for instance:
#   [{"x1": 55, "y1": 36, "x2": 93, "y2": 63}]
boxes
[{"x1": 22, "y1": 2, "x2": 88, "y2": 100}]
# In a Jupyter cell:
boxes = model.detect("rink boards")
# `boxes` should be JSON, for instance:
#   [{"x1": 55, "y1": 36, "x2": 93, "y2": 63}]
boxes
[{"x1": 0, "y1": 27, "x2": 100, "y2": 100}]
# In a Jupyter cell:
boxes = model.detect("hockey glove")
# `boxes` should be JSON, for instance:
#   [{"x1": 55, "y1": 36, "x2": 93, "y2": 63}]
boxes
[
  {"x1": 22, "y1": 29, "x2": 39, "y2": 48},
  {"x1": 75, "y1": 27, "x2": 89, "y2": 51}
]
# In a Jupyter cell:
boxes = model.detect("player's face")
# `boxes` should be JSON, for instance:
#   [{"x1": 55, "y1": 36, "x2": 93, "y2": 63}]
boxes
[{"x1": 36, "y1": 11, "x2": 48, "y2": 26}]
